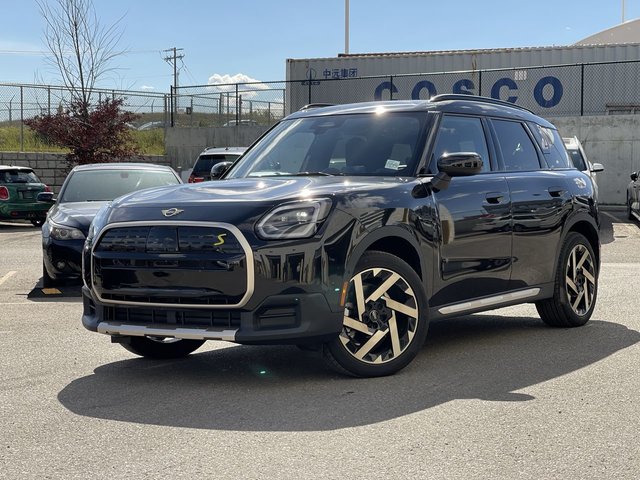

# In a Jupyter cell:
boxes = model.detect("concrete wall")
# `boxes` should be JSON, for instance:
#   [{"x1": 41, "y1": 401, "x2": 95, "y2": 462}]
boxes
[
  {"x1": 0, "y1": 152, "x2": 170, "y2": 193},
  {"x1": 551, "y1": 114, "x2": 640, "y2": 205},
  {"x1": 164, "y1": 126, "x2": 268, "y2": 175}
]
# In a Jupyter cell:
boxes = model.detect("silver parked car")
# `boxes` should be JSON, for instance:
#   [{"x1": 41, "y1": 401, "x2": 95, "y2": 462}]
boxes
[{"x1": 563, "y1": 136, "x2": 604, "y2": 184}]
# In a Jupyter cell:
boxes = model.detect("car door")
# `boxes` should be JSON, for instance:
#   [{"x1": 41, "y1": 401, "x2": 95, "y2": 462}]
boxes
[
  {"x1": 489, "y1": 118, "x2": 573, "y2": 289},
  {"x1": 428, "y1": 114, "x2": 513, "y2": 308}
]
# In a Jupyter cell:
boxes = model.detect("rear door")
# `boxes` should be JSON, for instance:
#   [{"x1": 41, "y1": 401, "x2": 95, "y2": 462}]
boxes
[
  {"x1": 489, "y1": 119, "x2": 573, "y2": 288},
  {"x1": 429, "y1": 114, "x2": 513, "y2": 308}
]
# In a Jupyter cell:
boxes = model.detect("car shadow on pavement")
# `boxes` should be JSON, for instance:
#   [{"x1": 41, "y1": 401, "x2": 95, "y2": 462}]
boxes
[{"x1": 58, "y1": 314, "x2": 639, "y2": 431}]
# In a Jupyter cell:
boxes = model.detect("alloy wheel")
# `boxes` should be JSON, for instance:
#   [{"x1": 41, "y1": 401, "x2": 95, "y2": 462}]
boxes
[
  {"x1": 340, "y1": 267, "x2": 419, "y2": 364},
  {"x1": 564, "y1": 244, "x2": 596, "y2": 316}
]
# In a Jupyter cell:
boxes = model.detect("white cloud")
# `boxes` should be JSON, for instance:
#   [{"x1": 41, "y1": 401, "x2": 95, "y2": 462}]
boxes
[
  {"x1": 140, "y1": 85, "x2": 155, "y2": 90},
  {"x1": 206, "y1": 73, "x2": 271, "y2": 99}
]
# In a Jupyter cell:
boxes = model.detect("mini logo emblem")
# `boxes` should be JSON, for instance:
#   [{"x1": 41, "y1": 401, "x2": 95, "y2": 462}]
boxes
[
  {"x1": 574, "y1": 178, "x2": 587, "y2": 189},
  {"x1": 162, "y1": 208, "x2": 184, "y2": 217}
]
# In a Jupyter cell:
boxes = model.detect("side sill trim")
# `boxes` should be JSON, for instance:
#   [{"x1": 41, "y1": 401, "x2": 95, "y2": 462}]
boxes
[
  {"x1": 437, "y1": 288, "x2": 541, "y2": 315},
  {"x1": 97, "y1": 322, "x2": 237, "y2": 341}
]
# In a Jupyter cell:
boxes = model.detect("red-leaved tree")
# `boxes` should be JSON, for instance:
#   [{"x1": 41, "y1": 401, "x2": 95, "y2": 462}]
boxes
[{"x1": 25, "y1": 98, "x2": 140, "y2": 168}]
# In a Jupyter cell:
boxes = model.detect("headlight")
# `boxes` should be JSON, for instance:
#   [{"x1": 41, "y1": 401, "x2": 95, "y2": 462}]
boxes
[
  {"x1": 256, "y1": 199, "x2": 332, "y2": 240},
  {"x1": 50, "y1": 222, "x2": 86, "y2": 241}
]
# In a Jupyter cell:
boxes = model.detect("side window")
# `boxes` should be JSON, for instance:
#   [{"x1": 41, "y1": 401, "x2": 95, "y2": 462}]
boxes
[
  {"x1": 431, "y1": 116, "x2": 490, "y2": 172},
  {"x1": 531, "y1": 124, "x2": 572, "y2": 169},
  {"x1": 492, "y1": 120, "x2": 540, "y2": 171}
]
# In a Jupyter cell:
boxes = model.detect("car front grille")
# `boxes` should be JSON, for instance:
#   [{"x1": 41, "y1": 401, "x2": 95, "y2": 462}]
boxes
[
  {"x1": 103, "y1": 305, "x2": 241, "y2": 328},
  {"x1": 91, "y1": 224, "x2": 251, "y2": 308}
]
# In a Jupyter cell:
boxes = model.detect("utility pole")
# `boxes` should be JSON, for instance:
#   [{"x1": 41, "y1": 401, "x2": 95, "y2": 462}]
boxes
[
  {"x1": 345, "y1": 0, "x2": 350, "y2": 54},
  {"x1": 163, "y1": 47, "x2": 184, "y2": 123}
]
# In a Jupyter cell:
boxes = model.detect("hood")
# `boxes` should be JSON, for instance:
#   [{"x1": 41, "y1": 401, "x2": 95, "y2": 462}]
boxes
[
  {"x1": 106, "y1": 176, "x2": 416, "y2": 225},
  {"x1": 48, "y1": 201, "x2": 109, "y2": 232}
]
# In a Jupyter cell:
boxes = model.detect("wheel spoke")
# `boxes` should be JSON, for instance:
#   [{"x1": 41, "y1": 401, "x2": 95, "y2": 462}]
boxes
[
  {"x1": 365, "y1": 273, "x2": 400, "y2": 303},
  {"x1": 583, "y1": 268, "x2": 596, "y2": 286},
  {"x1": 388, "y1": 312, "x2": 401, "y2": 358},
  {"x1": 343, "y1": 315, "x2": 373, "y2": 335},
  {"x1": 572, "y1": 290, "x2": 585, "y2": 311},
  {"x1": 354, "y1": 329, "x2": 388, "y2": 360},
  {"x1": 570, "y1": 249, "x2": 577, "y2": 279},
  {"x1": 576, "y1": 249, "x2": 590, "y2": 269},
  {"x1": 382, "y1": 296, "x2": 418, "y2": 319},
  {"x1": 353, "y1": 273, "x2": 366, "y2": 323},
  {"x1": 566, "y1": 276, "x2": 579, "y2": 293},
  {"x1": 583, "y1": 281, "x2": 590, "y2": 311}
]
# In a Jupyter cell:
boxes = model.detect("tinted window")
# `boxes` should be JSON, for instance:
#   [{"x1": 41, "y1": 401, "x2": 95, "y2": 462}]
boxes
[
  {"x1": 431, "y1": 115, "x2": 490, "y2": 173},
  {"x1": 567, "y1": 149, "x2": 587, "y2": 171},
  {"x1": 60, "y1": 169, "x2": 179, "y2": 202},
  {"x1": 0, "y1": 169, "x2": 40, "y2": 184},
  {"x1": 492, "y1": 120, "x2": 540, "y2": 171},
  {"x1": 193, "y1": 154, "x2": 243, "y2": 173},
  {"x1": 531, "y1": 125, "x2": 571, "y2": 169},
  {"x1": 227, "y1": 112, "x2": 427, "y2": 178}
]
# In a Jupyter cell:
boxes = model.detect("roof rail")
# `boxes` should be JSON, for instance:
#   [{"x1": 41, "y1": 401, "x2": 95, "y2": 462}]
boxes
[
  {"x1": 299, "y1": 103, "x2": 335, "y2": 111},
  {"x1": 430, "y1": 94, "x2": 534, "y2": 114}
]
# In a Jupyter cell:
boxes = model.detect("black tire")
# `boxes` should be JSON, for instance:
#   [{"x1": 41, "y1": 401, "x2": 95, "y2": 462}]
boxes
[
  {"x1": 535, "y1": 232, "x2": 597, "y2": 327},
  {"x1": 323, "y1": 251, "x2": 429, "y2": 377},
  {"x1": 42, "y1": 262, "x2": 58, "y2": 288},
  {"x1": 120, "y1": 336, "x2": 205, "y2": 359}
]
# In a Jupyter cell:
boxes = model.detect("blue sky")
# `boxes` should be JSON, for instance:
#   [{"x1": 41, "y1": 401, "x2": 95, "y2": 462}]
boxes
[{"x1": 1, "y1": 0, "x2": 639, "y2": 92}]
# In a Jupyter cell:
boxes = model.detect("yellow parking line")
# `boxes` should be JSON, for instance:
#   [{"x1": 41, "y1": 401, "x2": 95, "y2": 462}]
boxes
[{"x1": 0, "y1": 271, "x2": 16, "y2": 286}]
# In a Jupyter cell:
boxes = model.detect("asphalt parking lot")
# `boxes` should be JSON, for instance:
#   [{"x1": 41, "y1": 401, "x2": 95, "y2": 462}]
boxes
[{"x1": 0, "y1": 210, "x2": 638, "y2": 479}]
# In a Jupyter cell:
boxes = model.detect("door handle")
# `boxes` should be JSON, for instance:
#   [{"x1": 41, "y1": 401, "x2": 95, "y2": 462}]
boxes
[
  {"x1": 548, "y1": 187, "x2": 565, "y2": 197},
  {"x1": 485, "y1": 193, "x2": 504, "y2": 204}
]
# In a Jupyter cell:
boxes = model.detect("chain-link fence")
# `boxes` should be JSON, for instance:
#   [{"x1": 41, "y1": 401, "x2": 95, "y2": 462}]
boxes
[
  {"x1": 284, "y1": 60, "x2": 640, "y2": 117},
  {"x1": 4, "y1": 58, "x2": 640, "y2": 150},
  {"x1": 172, "y1": 81, "x2": 286, "y2": 128},
  {"x1": 0, "y1": 83, "x2": 169, "y2": 151}
]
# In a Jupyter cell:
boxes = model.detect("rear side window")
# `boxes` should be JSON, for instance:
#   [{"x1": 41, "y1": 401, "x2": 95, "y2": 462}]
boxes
[
  {"x1": 1, "y1": 169, "x2": 40, "y2": 183},
  {"x1": 431, "y1": 115, "x2": 490, "y2": 172},
  {"x1": 530, "y1": 125, "x2": 572, "y2": 169},
  {"x1": 492, "y1": 120, "x2": 540, "y2": 171}
]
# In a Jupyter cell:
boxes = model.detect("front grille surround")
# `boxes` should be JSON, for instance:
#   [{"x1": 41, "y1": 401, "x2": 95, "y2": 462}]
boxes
[{"x1": 91, "y1": 221, "x2": 255, "y2": 309}]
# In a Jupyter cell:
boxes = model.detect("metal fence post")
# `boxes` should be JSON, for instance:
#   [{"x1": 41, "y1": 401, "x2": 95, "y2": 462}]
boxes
[
  {"x1": 48, "y1": 87, "x2": 51, "y2": 115},
  {"x1": 170, "y1": 86, "x2": 175, "y2": 127},
  {"x1": 235, "y1": 84, "x2": 239, "y2": 125},
  {"x1": 390, "y1": 75, "x2": 394, "y2": 100},
  {"x1": 20, "y1": 86, "x2": 24, "y2": 152},
  {"x1": 478, "y1": 70, "x2": 482, "y2": 97},
  {"x1": 580, "y1": 63, "x2": 585, "y2": 116}
]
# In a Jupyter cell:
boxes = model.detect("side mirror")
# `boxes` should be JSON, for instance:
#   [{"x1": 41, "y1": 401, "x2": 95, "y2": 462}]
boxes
[
  {"x1": 631, "y1": 172, "x2": 638, "y2": 182},
  {"x1": 37, "y1": 191, "x2": 56, "y2": 203},
  {"x1": 437, "y1": 152, "x2": 483, "y2": 177},
  {"x1": 210, "y1": 161, "x2": 234, "y2": 180},
  {"x1": 590, "y1": 163, "x2": 604, "y2": 173}
]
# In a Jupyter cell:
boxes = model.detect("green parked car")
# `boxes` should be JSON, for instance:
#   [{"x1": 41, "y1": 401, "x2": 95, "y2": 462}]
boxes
[{"x1": 0, "y1": 166, "x2": 52, "y2": 227}]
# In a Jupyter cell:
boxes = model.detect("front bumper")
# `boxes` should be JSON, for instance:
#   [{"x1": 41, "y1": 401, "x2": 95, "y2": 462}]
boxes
[
  {"x1": 82, "y1": 286, "x2": 343, "y2": 345},
  {"x1": 43, "y1": 238, "x2": 84, "y2": 282}
]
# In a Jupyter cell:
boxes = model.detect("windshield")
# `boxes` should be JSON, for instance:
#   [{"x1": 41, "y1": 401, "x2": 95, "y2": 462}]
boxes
[
  {"x1": 1, "y1": 169, "x2": 40, "y2": 184},
  {"x1": 226, "y1": 112, "x2": 428, "y2": 178},
  {"x1": 59, "y1": 169, "x2": 179, "y2": 202},
  {"x1": 567, "y1": 149, "x2": 587, "y2": 171}
]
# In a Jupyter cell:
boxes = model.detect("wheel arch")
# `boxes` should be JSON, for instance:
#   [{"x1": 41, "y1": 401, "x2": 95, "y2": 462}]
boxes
[
  {"x1": 565, "y1": 216, "x2": 600, "y2": 268},
  {"x1": 346, "y1": 226, "x2": 426, "y2": 281}
]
